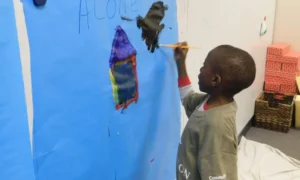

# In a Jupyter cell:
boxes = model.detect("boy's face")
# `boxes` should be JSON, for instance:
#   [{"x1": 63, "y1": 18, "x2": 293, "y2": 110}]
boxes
[
  {"x1": 198, "y1": 57, "x2": 214, "y2": 93},
  {"x1": 198, "y1": 53, "x2": 221, "y2": 93}
]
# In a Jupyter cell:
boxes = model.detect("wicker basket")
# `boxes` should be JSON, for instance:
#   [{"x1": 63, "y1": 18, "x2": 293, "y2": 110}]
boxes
[{"x1": 254, "y1": 91, "x2": 295, "y2": 133}]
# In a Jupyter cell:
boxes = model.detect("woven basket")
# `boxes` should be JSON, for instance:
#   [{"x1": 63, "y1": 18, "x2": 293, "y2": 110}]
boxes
[{"x1": 254, "y1": 91, "x2": 295, "y2": 133}]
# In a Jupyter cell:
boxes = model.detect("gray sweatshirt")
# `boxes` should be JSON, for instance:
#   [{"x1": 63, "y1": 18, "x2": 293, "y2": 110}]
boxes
[{"x1": 176, "y1": 90, "x2": 238, "y2": 180}]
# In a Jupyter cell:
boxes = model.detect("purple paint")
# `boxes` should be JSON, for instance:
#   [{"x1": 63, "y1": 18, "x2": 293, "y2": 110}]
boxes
[{"x1": 109, "y1": 26, "x2": 137, "y2": 68}]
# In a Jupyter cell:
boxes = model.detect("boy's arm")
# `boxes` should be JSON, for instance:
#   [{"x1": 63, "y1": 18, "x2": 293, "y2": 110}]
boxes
[
  {"x1": 178, "y1": 76, "x2": 194, "y2": 102},
  {"x1": 178, "y1": 76, "x2": 206, "y2": 118},
  {"x1": 175, "y1": 42, "x2": 205, "y2": 117}
]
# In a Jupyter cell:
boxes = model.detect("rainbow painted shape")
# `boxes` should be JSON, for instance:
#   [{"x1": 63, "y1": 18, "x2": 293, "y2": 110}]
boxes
[{"x1": 109, "y1": 26, "x2": 138, "y2": 110}]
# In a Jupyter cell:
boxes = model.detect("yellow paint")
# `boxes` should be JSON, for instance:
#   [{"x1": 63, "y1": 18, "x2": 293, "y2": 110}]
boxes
[
  {"x1": 296, "y1": 76, "x2": 300, "y2": 89},
  {"x1": 296, "y1": 76, "x2": 300, "y2": 129},
  {"x1": 109, "y1": 70, "x2": 119, "y2": 103}
]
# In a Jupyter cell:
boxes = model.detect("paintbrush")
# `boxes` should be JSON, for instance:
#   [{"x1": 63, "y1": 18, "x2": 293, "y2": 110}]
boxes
[{"x1": 159, "y1": 44, "x2": 199, "y2": 49}]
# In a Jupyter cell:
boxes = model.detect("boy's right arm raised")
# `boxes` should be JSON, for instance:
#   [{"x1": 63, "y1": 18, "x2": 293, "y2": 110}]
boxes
[{"x1": 174, "y1": 42, "x2": 205, "y2": 117}]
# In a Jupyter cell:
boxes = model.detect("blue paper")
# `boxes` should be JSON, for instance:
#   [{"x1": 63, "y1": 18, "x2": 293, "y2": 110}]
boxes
[
  {"x1": 22, "y1": 0, "x2": 180, "y2": 179},
  {"x1": 0, "y1": 0, "x2": 35, "y2": 179}
]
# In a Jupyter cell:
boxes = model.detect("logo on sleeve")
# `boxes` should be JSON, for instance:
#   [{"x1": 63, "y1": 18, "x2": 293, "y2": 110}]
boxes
[{"x1": 209, "y1": 174, "x2": 226, "y2": 180}]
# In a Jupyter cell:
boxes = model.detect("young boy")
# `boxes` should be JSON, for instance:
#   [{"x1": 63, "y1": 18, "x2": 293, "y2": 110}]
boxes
[{"x1": 174, "y1": 42, "x2": 256, "y2": 180}]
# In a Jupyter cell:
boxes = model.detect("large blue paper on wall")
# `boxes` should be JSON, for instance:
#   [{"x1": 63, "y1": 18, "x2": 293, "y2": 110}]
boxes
[
  {"x1": 22, "y1": 0, "x2": 180, "y2": 179},
  {"x1": 0, "y1": 0, "x2": 35, "y2": 179}
]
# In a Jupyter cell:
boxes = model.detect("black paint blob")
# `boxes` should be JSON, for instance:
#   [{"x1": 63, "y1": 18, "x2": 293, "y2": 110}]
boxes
[
  {"x1": 137, "y1": 1, "x2": 168, "y2": 53},
  {"x1": 33, "y1": 0, "x2": 47, "y2": 7}
]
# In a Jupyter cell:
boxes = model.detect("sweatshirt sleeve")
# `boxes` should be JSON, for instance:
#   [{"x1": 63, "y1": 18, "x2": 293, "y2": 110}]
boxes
[
  {"x1": 178, "y1": 77, "x2": 206, "y2": 118},
  {"x1": 178, "y1": 76, "x2": 194, "y2": 102}
]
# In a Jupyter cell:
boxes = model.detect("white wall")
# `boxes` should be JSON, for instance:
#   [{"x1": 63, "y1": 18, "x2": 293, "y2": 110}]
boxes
[
  {"x1": 13, "y1": 0, "x2": 33, "y2": 149},
  {"x1": 177, "y1": 0, "x2": 277, "y2": 135},
  {"x1": 273, "y1": 0, "x2": 300, "y2": 51}
]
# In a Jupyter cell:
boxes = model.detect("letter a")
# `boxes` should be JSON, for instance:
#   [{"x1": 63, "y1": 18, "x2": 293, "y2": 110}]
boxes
[{"x1": 79, "y1": 0, "x2": 90, "y2": 34}]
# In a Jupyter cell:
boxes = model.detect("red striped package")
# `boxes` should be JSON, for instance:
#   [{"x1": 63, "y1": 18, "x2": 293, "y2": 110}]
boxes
[
  {"x1": 267, "y1": 43, "x2": 291, "y2": 56},
  {"x1": 265, "y1": 75, "x2": 295, "y2": 85},
  {"x1": 264, "y1": 42, "x2": 299, "y2": 94},
  {"x1": 264, "y1": 81, "x2": 281, "y2": 92},
  {"x1": 266, "y1": 54, "x2": 283, "y2": 62},
  {"x1": 283, "y1": 51, "x2": 300, "y2": 63},
  {"x1": 265, "y1": 70, "x2": 298, "y2": 81},
  {"x1": 266, "y1": 61, "x2": 282, "y2": 72},
  {"x1": 280, "y1": 84, "x2": 297, "y2": 94}
]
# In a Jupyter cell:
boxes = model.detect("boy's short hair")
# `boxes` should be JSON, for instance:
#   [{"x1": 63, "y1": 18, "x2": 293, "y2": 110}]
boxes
[{"x1": 208, "y1": 45, "x2": 256, "y2": 96}]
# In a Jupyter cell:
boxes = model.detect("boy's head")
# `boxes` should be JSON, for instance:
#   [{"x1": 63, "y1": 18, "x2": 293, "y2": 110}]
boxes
[{"x1": 198, "y1": 45, "x2": 256, "y2": 97}]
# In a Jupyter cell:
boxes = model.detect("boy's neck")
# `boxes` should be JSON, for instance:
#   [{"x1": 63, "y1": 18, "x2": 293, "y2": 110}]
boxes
[{"x1": 206, "y1": 94, "x2": 234, "y2": 109}]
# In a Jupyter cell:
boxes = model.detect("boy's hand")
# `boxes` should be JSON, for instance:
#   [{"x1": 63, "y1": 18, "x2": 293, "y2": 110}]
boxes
[{"x1": 174, "y1": 41, "x2": 189, "y2": 63}]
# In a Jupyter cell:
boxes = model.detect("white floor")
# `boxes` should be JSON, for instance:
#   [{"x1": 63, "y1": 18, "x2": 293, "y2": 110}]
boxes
[{"x1": 238, "y1": 137, "x2": 300, "y2": 180}]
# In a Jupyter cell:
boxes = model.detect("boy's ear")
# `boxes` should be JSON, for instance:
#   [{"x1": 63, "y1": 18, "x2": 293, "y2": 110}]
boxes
[{"x1": 212, "y1": 74, "x2": 221, "y2": 87}]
